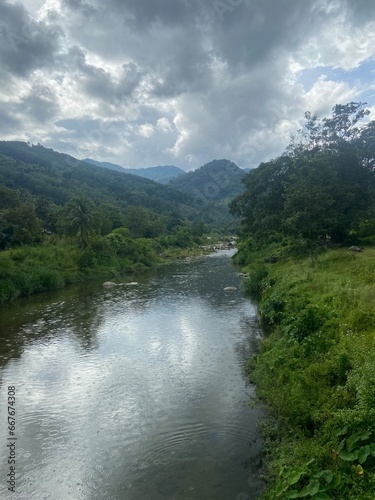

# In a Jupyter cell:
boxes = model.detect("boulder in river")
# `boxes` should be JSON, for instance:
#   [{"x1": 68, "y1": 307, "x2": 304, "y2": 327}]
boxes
[
  {"x1": 103, "y1": 281, "x2": 117, "y2": 287},
  {"x1": 224, "y1": 286, "x2": 237, "y2": 291}
]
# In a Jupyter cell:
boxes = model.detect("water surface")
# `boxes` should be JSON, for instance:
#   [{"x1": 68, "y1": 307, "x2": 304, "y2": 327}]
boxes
[{"x1": 0, "y1": 251, "x2": 264, "y2": 499}]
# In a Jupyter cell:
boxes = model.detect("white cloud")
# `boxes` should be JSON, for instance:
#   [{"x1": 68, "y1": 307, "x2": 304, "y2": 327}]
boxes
[
  {"x1": 0, "y1": 0, "x2": 375, "y2": 169},
  {"x1": 137, "y1": 123, "x2": 154, "y2": 138}
]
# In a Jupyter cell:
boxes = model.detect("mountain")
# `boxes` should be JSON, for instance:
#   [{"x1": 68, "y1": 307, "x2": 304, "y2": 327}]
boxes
[
  {"x1": 0, "y1": 141, "x2": 235, "y2": 229},
  {"x1": 168, "y1": 159, "x2": 245, "y2": 202},
  {"x1": 83, "y1": 159, "x2": 126, "y2": 173},
  {"x1": 0, "y1": 141, "x2": 195, "y2": 216},
  {"x1": 84, "y1": 158, "x2": 186, "y2": 184}
]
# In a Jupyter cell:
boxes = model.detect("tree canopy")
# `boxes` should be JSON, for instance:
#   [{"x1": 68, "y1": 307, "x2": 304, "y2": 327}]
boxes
[{"x1": 230, "y1": 102, "x2": 375, "y2": 246}]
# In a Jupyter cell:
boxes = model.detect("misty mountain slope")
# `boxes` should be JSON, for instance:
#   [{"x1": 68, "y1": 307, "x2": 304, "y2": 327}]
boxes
[{"x1": 84, "y1": 158, "x2": 186, "y2": 184}]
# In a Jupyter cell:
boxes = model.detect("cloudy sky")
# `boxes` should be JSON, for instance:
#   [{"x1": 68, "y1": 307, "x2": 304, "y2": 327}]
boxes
[{"x1": 1, "y1": 0, "x2": 375, "y2": 170}]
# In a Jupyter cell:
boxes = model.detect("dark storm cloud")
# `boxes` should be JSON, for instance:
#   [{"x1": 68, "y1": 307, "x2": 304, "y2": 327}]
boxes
[
  {"x1": 0, "y1": 1, "x2": 62, "y2": 77},
  {"x1": 94, "y1": 0, "x2": 204, "y2": 27},
  {"x1": 57, "y1": 46, "x2": 145, "y2": 104},
  {"x1": 116, "y1": 63, "x2": 144, "y2": 100},
  {"x1": 19, "y1": 84, "x2": 60, "y2": 122},
  {"x1": 0, "y1": 106, "x2": 21, "y2": 134}
]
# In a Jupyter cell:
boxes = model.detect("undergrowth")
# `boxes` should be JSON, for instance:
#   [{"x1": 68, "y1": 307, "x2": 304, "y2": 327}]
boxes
[{"x1": 240, "y1": 246, "x2": 375, "y2": 499}]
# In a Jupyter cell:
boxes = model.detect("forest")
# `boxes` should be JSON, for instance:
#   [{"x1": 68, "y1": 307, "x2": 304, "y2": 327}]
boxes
[{"x1": 231, "y1": 102, "x2": 375, "y2": 499}]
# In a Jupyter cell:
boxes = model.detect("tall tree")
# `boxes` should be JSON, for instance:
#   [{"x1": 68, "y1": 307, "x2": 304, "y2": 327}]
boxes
[
  {"x1": 231, "y1": 102, "x2": 375, "y2": 246},
  {"x1": 65, "y1": 196, "x2": 98, "y2": 247}
]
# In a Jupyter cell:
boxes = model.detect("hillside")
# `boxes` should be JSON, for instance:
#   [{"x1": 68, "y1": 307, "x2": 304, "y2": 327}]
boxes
[
  {"x1": 0, "y1": 141, "x2": 238, "y2": 231},
  {"x1": 0, "y1": 141, "x2": 196, "y2": 217},
  {"x1": 168, "y1": 159, "x2": 245, "y2": 202},
  {"x1": 84, "y1": 158, "x2": 186, "y2": 184}
]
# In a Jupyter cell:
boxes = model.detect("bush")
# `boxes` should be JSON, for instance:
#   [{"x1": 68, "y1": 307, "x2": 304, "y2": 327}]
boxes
[{"x1": 243, "y1": 266, "x2": 268, "y2": 295}]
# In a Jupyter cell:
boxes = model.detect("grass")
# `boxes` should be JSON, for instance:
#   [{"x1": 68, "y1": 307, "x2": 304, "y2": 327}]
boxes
[
  {"x1": 240, "y1": 246, "x2": 375, "y2": 499},
  {"x1": 0, "y1": 232, "x2": 212, "y2": 304}
]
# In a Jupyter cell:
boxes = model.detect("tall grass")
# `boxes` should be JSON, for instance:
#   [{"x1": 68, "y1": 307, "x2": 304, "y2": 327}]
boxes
[
  {"x1": 0, "y1": 231, "x2": 204, "y2": 303},
  {"x1": 243, "y1": 247, "x2": 375, "y2": 499}
]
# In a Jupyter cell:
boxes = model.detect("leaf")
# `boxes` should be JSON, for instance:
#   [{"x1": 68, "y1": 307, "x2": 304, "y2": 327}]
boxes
[
  {"x1": 318, "y1": 470, "x2": 333, "y2": 484},
  {"x1": 285, "y1": 490, "x2": 300, "y2": 499},
  {"x1": 337, "y1": 438, "x2": 346, "y2": 452},
  {"x1": 275, "y1": 480, "x2": 287, "y2": 497},
  {"x1": 353, "y1": 464, "x2": 364, "y2": 477},
  {"x1": 306, "y1": 479, "x2": 320, "y2": 496},
  {"x1": 346, "y1": 432, "x2": 371, "y2": 453},
  {"x1": 339, "y1": 450, "x2": 358, "y2": 461},
  {"x1": 330, "y1": 473, "x2": 341, "y2": 489},
  {"x1": 370, "y1": 443, "x2": 375, "y2": 457},
  {"x1": 334, "y1": 426, "x2": 348, "y2": 437},
  {"x1": 314, "y1": 493, "x2": 331, "y2": 500},
  {"x1": 295, "y1": 486, "x2": 310, "y2": 498},
  {"x1": 287, "y1": 468, "x2": 306, "y2": 485},
  {"x1": 358, "y1": 445, "x2": 370, "y2": 464}
]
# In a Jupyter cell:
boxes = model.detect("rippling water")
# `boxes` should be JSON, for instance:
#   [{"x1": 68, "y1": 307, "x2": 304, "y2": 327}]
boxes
[{"x1": 0, "y1": 251, "x2": 264, "y2": 499}]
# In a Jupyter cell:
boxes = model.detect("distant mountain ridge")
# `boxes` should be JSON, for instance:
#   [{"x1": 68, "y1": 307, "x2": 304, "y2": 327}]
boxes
[
  {"x1": 168, "y1": 159, "x2": 245, "y2": 202},
  {"x1": 84, "y1": 158, "x2": 186, "y2": 184},
  {"x1": 0, "y1": 141, "x2": 238, "y2": 230},
  {"x1": 0, "y1": 141, "x2": 196, "y2": 215}
]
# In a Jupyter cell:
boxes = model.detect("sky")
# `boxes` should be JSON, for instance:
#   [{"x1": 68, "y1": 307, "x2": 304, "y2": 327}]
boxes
[{"x1": 0, "y1": 0, "x2": 375, "y2": 171}]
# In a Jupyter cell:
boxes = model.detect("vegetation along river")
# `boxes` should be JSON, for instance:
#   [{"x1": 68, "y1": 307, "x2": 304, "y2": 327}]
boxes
[{"x1": 0, "y1": 250, "x2": 264, "y2": 500}]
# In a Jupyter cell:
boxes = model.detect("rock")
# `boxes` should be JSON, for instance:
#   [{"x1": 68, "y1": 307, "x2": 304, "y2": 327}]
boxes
[
  {"x1": 224, "y1": 286, "x2": 237, "y2": 291},
  {"x1": 348, "y1": 246, "x2": 363, "y2": 252},
  {"x1": 103, "y1": 281, "x2": 117, "y2": 287}
]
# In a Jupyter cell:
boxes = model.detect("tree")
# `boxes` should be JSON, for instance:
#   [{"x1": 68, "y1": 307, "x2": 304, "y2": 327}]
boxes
[
  {"x1": 231, "y1": 102, "x2": 375, "y2": 248},
  {"x1": 282, "y1": 157, "x2": 338, "y2": 242},
  {"x1": 65, "y1": 196, "x2": 98, "y2": 247},
  {"x1": 2, "y1": 203, "x2": 42, "y2": 247}
]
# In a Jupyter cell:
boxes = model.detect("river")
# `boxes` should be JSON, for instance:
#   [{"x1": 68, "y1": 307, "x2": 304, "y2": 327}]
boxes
[{"x1": 0, "y1": 250, "x2": 264, "y2": 500}]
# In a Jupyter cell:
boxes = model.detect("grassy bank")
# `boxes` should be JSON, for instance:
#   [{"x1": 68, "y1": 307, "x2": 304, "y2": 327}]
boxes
[
  {"x1": 0, "y1": 230, "x2": 209, "y2": 304},
  {"x1": 238, "y1": 245, "x2": 375, "y2": 499}
]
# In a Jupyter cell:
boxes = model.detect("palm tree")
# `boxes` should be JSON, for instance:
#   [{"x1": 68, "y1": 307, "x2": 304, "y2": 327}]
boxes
[{"x1": 66, "y1": 196, "x2": 98, "y2": 246}]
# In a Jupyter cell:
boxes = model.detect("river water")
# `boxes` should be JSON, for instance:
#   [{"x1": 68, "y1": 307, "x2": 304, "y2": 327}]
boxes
[{"x1": 0, "y1": 251, "x2": 264, "y2": 500}]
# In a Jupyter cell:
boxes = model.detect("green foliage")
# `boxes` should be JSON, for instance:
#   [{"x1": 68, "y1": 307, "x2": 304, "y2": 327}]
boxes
[
  {"x1": 243, "y1": 266, "x2": 268, "y2": 295},
  {"x1": 169, "y1": 159, "x2": 245, "y2": 201},
  {"x1": 64, "y1": 196, "x2": 99, "y2": 246},
  {"x1": 0, "y1": 187, "x2": 43, "y2": 248},
  {"x1": 231, "y1": 102, "x2": 375, "y2": 247},
  {"x1": 0, "y1": 142, "x2": 234, "y2": 231},
  {"x1": 269, "y1": 431, "x2": 375, "y2": 499},
  {"x1": 242, "y1": 246, "x2": 375, "y2": 499}
]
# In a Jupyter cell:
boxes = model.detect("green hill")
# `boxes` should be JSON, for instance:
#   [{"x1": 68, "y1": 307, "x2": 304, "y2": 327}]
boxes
[
  {"x1": 0, "y1": 141, "x2": 238, "y2": 231},
  {"x1": 0, "y1": 141, "x2": 198, "y2": 217},
  {"x1": 168, "y1": 159, "x2": 245, "y2": 202}
]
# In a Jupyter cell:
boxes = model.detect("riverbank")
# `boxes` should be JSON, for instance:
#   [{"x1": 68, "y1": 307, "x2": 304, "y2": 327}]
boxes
[
  {"x1": 0, "y1": 232, "x2": 230, "y2": 304},
  {"x1": 0, "y1": 236, "x2": 202, "y2": 304},
  {"x1": 237, "y1": 245, "x2": 375, "y2": 499}
]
